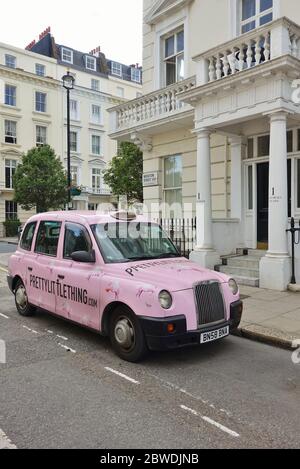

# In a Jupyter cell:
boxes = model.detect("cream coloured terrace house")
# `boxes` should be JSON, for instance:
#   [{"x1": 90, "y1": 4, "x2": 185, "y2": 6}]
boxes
[
  {"x1": 109, "y1": 0, "x2": 300, "y2": 291},
  {"x1": 0, "y1": 29, "x2": 142, "y2": 237}
]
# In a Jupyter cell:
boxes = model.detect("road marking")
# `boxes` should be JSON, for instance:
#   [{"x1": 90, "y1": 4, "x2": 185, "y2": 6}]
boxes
[
  {"x1": 58, "y1": 343, "x2": 76, "y2": 353},
  {"x1": 23, "y1": 325, "x2": 39, "y2": 334},
  {"x1": 104, "y1": 367, "x2": 140, "y2": 385},
  {"x1": 56, "y1": 334, "x2": 68, "y2": 341},
  {"x1": 150, "y1": 374, "x2": 232, "y2": 417},
  {"x1": 0, "y1": 313, "x2": 9, "y2": 319},
  {"x1": 0, "y1": 267, "x2": 8, "y2": 273},
  {"x1": 180, "y1": 405, "x2": 240, "y2": 438},
  {"x1": 0, "y1": 429, "x2": 17, "y2": 449}
]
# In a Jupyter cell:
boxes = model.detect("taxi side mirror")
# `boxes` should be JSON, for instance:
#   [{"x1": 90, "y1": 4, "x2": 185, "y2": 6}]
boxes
[{"x1": 71, "y1": 249, "x2": 96, "y2": 263}]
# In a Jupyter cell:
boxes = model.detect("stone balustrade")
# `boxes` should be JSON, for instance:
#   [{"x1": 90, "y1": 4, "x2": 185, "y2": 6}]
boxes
[{"x1": 110, "y1": 77, "x2": 196, "y2": 133}]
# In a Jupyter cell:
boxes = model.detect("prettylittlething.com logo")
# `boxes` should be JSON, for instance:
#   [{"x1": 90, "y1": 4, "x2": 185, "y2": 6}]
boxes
[{"x1": 0, "y1": 340, "x2": 6, "y2": 364}]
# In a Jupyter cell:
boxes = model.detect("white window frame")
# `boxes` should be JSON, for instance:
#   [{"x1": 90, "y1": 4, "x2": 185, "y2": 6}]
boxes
[
  {"x1": 5, "y1": 84, "x2": 16, "y2": 107},
  {"x1": 162, "y1": 27, "x2": 185, "y2": 87},
  {"x1": 36, "y1": 125, "x2": 47, "y2": 146},
  {"x1": 35, "y1": 91, "x2": 47, "y2": 113},
  {"x1": 240, "y1": 0, "x2": 273, "y2": 34},
  {"x1": 163, "y1": 154, "x2": 183, "y2": 218},
  {"x1": 91, "y1": 167, "x2": 103, "y2": 193},
  {"x1": 61, "y1": 47, "x2": 73, "y2": 64},
  {"x1": 5, "y1": 54, "x2": 16, "y2": 69},
  {"x1": 5, "y1": 200, "x2": 18, "y2": 220},
  {"x1": 91, "y1": 79, "x2": 100, "y2": 91},
  {"x1": 131, "y1": 68, "x2": 141, "y2": 83},
  {"x1": 4, "y1": 120, "x2": 17, "y2": 144},
  {"x1": 91, "y1": 134, "x2": 102, "y2": 156},
  {"x1": 70, "y1": 99, "x2": 79, "y2": 121},
  {"x1": 85, "y1": 55, "x2": 96, "y2": 71},
  {"x1": 111, "y1": 61, "x2": 122, "y2": 77},
  {"x1": 35, "y1": 63, "x2": 45, "y2": 76},
  {"x1": 5, "y1": 159, "x2": 17, "y2": 189},
  {"x1": 70, "y1": 130, "x2": 79, "y2": 153},
  {"x1": 70, "y1": 165, "x2": 80, "y2": 186},
  {"x1": 91, "y1": 104, "x2": 102, "y2": 124}
]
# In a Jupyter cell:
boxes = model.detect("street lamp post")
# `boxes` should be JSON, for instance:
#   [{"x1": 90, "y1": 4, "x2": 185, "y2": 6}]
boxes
[{"x1": 62, "y1": 71, "x2": 75, "y2": 209}]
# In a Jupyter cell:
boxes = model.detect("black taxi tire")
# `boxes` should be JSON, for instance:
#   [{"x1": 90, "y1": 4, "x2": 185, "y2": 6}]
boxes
[
  {"x1": 14, "y1": 279, "x2": 36, "y2": 317},
  {"x1": 109, "y1": 306, "x2": 148, "y2": 362}
]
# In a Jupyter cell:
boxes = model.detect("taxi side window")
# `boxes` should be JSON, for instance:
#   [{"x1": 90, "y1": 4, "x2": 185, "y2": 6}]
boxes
[
  {"x1": 63, "y1": 223, "x2": 92, "y2": 259},
  {"x1": 20, "y1": 222, "x2": 37, "y2": 251},
  {"x1": 35, "y1": 221, "x2": 61, "y2": 257}
]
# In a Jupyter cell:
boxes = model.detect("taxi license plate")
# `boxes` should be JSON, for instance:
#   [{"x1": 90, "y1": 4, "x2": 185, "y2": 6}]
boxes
[{"x1": 200, "y1": 326, "x2": 229, "y2": 344}]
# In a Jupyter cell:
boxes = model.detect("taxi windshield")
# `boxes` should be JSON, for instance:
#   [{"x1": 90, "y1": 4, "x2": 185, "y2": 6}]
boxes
[{"x1": 91, "y1": 222, "x2": 179, "y2": 264}]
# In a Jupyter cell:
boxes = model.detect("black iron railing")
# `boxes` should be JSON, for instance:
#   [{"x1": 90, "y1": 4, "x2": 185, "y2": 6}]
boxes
[{"x1": 158, "y1": 217, "x2": 197, "y2": 258}]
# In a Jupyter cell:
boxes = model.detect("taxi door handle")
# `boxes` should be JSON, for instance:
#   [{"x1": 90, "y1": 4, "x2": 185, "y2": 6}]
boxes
[
  {"x1": 58, "y1": 275, "x2": 65, "y2": 280},
  {"x1": 28, "y1": 267, "x2": 33, "y2": 272}
]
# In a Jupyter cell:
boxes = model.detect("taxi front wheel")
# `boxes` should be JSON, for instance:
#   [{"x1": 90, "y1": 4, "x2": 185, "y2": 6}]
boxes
[
  {"x1": 109, "y1": 307, "x2": 148, "y2": 362},
  {"x1": 14, "y1": 279, "x2": 36, "y2": 317}
]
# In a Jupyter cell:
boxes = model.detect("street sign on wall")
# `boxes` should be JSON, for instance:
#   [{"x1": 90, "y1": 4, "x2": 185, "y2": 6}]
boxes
[{"x1": 143, "y1": 172, "x2": 159, "y2": 187}]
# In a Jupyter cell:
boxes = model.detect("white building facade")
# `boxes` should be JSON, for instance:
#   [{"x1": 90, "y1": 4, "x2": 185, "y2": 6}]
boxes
[
  {"x1": 0, "y1": 29, "x2": 142, "y2": 236},
  {"x1": 109, "y1": 0, "x2": 300, "y2": 291}
]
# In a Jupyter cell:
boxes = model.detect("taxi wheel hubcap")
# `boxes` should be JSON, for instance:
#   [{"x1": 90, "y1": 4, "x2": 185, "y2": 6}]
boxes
[
  {"x1": 114, "y1": 317, "x2": 135, "y2": 350},
  {"x1": 16, "y1": 285, "x2": 28, "y2": 310}
]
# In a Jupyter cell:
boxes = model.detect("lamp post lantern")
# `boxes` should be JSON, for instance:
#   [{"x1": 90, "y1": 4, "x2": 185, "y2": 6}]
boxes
[{"x1": 62, "y1": 71, "x2": 75, "y2": 208}]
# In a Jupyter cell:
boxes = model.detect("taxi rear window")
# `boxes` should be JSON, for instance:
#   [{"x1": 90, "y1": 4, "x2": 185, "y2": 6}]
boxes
[{"x1": 35, "y1": 221, "x2": 61, "y2": 257}]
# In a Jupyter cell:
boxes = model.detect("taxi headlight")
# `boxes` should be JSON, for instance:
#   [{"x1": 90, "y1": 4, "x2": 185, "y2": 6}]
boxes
[
  {"x1": 228, "y1": 278, "x2": 238, "y2": 295},
  {"x1": 159, "y1": 290, "x2": 172, "y2": 309}
]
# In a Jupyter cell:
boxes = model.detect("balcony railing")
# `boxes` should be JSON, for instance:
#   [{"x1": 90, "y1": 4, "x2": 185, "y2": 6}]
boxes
[
  {"x1": 81, "y1": 186, "x2": 111, "y2": 196},
  {"x1": 109, "y1": 77, "x2": 196, "y2": 133},
  {"x1": 194, "y1": 17, "x2": 300, "y2": 85}
]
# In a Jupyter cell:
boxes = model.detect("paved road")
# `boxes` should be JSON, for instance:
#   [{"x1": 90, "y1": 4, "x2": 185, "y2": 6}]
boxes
[
  {"x1": 0, "y1": 242, "x2": 17, "y2": 254},
  {"x1": 0, "y1": 269, "x2": 299, "y2": 449}
]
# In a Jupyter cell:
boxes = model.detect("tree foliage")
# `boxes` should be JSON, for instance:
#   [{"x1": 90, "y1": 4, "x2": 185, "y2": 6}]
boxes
[
  {"x1": 13, "y1": 145, "x2": 68, "y2": 213},
  {"x1": 103, "y1": 142, "x2": 143, "y2": 202}
]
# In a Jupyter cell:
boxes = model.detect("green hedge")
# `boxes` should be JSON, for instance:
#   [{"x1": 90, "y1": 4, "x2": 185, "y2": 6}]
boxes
[{"x1": 3, "y1": 219, "x2": 21, "y2": 237}]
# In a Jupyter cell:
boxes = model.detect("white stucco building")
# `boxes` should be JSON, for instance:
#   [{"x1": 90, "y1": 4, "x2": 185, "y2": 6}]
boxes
[
  {"x1": 0, "y1": 28, "x2": 142, "y2": 236},
  {"x1": 109, "y1": 0, "x2": 300, "y2": 291}
]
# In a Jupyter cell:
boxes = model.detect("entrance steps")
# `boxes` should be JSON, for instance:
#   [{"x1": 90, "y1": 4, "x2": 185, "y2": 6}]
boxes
[{"x1": 215, "y1": 249, "x2": 267, "y2": 288}]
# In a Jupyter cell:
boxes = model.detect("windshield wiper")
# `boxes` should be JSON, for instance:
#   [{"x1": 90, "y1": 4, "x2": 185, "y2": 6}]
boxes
[
  {"x1": 154, "y1": 253, "x2": 180, "y2": 259},
  {"x1": 127, "y1": 255, "x2": 154, "y2": 261}
]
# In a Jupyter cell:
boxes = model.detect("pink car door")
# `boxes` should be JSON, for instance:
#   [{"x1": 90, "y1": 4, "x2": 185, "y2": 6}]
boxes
[
  {"x1": 26, "y1": 220, "x2": 62, "y2": 313},
  {"x1": 53, "y1": 222, "x2": 102, "y2": 331}
]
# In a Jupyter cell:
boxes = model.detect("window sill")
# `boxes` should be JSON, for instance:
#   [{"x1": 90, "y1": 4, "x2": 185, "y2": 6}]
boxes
[
  {"x1": 89, "y1": 154, "x2": 104, "y2": 159},
  {"x1": 89, "y1": 121, "x2": 104, "y2": 128},
  {"x1": 33, "y1": 111, "x2": 51, "y2": 118},
  {"x1": 1, "y1": 142, "x2": 21, "y2": 148},
  {"x1": 0, "y1": 104, "x2": 21, "y2": 112}
]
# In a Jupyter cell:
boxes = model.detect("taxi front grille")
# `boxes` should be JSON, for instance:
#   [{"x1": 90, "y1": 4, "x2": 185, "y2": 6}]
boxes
[{"x1": 194, "y1": 281, "x2": 225, "y2": 326}]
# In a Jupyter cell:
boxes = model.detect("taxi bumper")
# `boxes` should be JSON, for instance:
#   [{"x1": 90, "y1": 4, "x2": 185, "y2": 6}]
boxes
[{"x1": 139, "y1": 300, "x2": 243, "y2": 351}]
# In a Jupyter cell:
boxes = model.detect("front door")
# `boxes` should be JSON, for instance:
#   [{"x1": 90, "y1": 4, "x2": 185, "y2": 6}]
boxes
[
  {"x1": 257, "y1": 163, "x2": 269, "y2": 248},
  {"x1": 256, "y1": 161, "x2": 291, "y2": 249}
]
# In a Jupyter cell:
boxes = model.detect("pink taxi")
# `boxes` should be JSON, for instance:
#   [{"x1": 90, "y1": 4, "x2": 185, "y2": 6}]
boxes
[{"x1": 7, "y1": 211, "x2": 243, "y2": 362}]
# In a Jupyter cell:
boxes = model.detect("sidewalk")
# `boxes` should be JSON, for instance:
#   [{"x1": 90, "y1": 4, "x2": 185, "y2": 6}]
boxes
[
  {"x1": 236, "y1": 285, "x2": 300, "y2": 349},
  {"x1": 0, "y1": 251, "x2": 299, "y2": 349},
  {"x1": 0, "y1": 237, "x2": 18, "y2": 245}
]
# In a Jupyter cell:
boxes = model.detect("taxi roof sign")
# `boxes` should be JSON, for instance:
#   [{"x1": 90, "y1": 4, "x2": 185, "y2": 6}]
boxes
[{"x1": 110, "y1": 211, "x2": 137, "y2": 221}]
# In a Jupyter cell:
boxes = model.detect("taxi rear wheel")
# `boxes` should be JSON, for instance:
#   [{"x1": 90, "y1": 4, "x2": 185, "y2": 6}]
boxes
[
  {"x1": 109, "y1": 307, "x2": 148, "y2": 362},
  {"x1": 14, "y1": 279, "x2": 36, "y2": 317}
]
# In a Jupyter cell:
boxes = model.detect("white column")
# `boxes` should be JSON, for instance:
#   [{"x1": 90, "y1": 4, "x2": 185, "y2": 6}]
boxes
[
  {"x1": 260, "y1": 112, "x2": 291, "y2": 291},
  {"x1": 229, "y1": 137, "x2": 243, "y2": 220},
  {"x1": 190, "y1": 129, "x2": 220, "y2": 270}
]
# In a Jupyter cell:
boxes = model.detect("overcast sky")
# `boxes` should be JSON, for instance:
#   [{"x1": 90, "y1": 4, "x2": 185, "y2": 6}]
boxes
[{"x1": 1, "y1": 0, "x2": 143, "y2": 65}]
